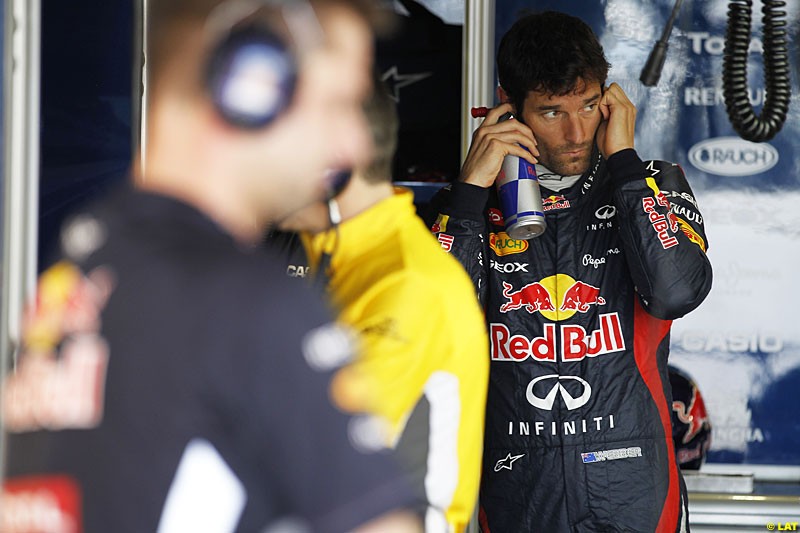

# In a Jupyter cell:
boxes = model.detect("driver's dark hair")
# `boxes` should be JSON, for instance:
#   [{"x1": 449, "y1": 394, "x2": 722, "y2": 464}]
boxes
[{"x1": 497, "y1": 11, "x2": 610, "y2": 113}]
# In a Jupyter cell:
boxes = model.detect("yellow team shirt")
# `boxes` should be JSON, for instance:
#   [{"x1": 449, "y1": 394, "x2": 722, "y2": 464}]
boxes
[{"x1": 302, "y1": 188, "x2": 489, "y2": 533}]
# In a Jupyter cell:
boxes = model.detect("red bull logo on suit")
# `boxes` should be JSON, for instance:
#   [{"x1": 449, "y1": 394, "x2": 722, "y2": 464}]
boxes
[
  {"x1": 499, "y1": 281, "x2": 555, "y2": 313},
  {"x1": 498, "y1": 274, "x2": 606, "y2": 321},
  {"x1": 542, "y1": 194, "x2": 571, "y2": 212},
  {"x1": 493, "y1": 275, "x2": 623, "y2": 362},
  {"x1": 490, "y1": 313, "x2": 625, "y2": 362},
  {"x1": 560, "y1": 281, "x2": 606, "y2": 312}
]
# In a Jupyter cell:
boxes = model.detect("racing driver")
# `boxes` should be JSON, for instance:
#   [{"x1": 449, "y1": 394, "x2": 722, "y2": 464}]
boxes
[{"x1": 425, "y1": 10, "x2": 713, "y2": 533}]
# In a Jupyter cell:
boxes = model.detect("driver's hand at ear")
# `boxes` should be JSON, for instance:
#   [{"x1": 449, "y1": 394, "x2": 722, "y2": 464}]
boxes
[
  {"x1": 595, "y1": 82, "x2": 636, "y2": 159},
  {"x1": 459, "y1": 102, "x2": 539, "y2": 189}
]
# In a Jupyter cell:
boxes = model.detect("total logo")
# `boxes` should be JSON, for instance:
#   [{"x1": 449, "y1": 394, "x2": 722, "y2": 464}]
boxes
[
  {"x1": 498, "y1": 274, "x2": 606, "y2": 321},
  {"x1": 687, "y1": 32, "x2": 762, "y2": 56}
]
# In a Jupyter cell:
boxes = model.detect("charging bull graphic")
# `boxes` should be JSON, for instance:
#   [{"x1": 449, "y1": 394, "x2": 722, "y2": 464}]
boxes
[
  {"x1": 499, "y1": 276, "x2": 606, "y2": 319},
  {"x1": 560, "y1": 281, "x2": 606, "y2": 312},
  {"x1": 499, "y1": 281, "x2": 556, "y2": 313}
]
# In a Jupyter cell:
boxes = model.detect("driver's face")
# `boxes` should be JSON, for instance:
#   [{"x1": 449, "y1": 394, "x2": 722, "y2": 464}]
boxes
[{"x1": 519, "y1": 79, "x2": 603, "y2": 176}]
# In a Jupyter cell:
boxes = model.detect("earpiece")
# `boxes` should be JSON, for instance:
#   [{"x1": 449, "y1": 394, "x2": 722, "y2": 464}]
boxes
[
  {"x1": 327, "y1": 169, "x2": 352, "y2": 200},
  {"x1": 313, "y1": 169, "x2": 351, "y2": 289},
  {"x1": 205, "y1": 2, "x2": 298, "y2": 129}
]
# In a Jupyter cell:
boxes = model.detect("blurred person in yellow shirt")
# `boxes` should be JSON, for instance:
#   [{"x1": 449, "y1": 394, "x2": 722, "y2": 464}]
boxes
[{"x1": 274, "y1": 72, "x2": 489, "y2": 533}]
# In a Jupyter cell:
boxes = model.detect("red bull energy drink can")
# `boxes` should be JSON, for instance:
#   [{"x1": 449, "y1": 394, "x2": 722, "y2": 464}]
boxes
[{"x1": 496, "y1": 148, "x2": 547, "y2": 240}]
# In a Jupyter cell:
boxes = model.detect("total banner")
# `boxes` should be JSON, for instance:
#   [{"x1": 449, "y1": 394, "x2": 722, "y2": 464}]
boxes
[{"x1": 496, "y1": 0, "x2": 800, "y2": 468}]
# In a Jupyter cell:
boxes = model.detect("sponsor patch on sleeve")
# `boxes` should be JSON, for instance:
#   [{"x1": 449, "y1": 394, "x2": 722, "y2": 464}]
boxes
[
  {"x1": 674, "y1": 216, "x2": 707, "y2": 252},
  {"x1": 641, "y1": 185, "x2": 679, "y2": 250}
]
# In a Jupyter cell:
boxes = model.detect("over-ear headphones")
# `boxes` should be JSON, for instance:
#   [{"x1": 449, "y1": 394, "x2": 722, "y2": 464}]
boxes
[{"x1": 204, "y1": 0, "x2": 320, "y2": 130}]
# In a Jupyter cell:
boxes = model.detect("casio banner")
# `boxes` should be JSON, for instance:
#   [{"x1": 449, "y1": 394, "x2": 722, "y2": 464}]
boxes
[{"x1": 496, "y1": 0, "x2": 800, "y2": 468}]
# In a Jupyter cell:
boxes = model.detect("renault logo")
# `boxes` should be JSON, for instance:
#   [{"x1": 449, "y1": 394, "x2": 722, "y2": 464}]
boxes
[{"x1": 526, "y1": 374, "x2": 592, "y2": 410}]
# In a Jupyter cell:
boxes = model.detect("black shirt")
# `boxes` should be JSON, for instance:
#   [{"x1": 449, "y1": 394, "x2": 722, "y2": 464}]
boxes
[{"x1": 4, "y1": 186, "x2": 416, "y2": 533}]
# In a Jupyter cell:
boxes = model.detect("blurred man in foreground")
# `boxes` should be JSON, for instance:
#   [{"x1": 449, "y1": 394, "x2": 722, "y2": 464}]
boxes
[{"x1": 1, "y1": 1, "x2": 421, "y2": 532}]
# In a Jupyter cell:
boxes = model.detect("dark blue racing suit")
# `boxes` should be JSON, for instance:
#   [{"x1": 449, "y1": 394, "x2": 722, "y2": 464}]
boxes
[{"x1": 426, "y1": 148, "x2": 712, "y2": 532}]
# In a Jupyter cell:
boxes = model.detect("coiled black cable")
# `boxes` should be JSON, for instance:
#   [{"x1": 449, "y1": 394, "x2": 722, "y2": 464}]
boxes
[{"x1": 722, "y1": 0, "x2": 791, "y2": 142}]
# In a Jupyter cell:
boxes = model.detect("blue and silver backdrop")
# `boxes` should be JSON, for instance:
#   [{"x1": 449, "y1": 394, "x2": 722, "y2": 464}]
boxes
[{"x1": 496, "y1": 0, "x2": 800, "y2": 468}]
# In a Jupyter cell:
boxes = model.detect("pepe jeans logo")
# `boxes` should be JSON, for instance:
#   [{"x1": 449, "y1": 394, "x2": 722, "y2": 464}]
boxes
[
  {"x1": 688, "y1": 137, "x2": 778, "y2": 176},
  {"x1": 582, "y1": 254, "x2": 605, "y2": 269},
  {"x1": 525, "y1": 374, "x2": 592, "y2": 410}
]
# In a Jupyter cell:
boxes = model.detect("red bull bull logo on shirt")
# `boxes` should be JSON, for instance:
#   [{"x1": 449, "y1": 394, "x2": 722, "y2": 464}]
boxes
[
  {"x1": 499, "y1": 281, "x2": 555, "y2": 313},
  {"x1": 498, "y1": 274, "x2": 606, "y2": 321},
  {"x1": 560, "y1": 281, "x2": 606, "y2": 312},
  {"x1": 494, "y1": 274, "x2": 623, "y2": 361}
]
